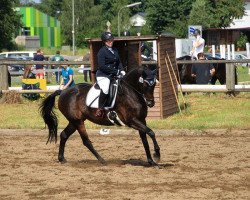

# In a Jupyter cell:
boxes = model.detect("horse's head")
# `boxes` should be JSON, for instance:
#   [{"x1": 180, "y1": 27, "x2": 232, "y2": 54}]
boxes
[
  {"x1": 123, "y1": 66, "x2": 157, "y2": 107},
  {"x1": 138, "y1": 67, "x2": 157, "y2": 107}
]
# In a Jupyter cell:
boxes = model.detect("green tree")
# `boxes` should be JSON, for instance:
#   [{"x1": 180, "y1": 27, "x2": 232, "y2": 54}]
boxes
[
  {"x1": 99, "y1": 0, "x2": 138, "y2": 35},
  {"x1": 145, "y1": 0, "x2": 245, "y2": 37},
  {"x1": 188, "y1": 0, "x2": 212, "y2": 29},
  {"x1": 189, "y1": 0, "x2": 245, "y2": 29},
  {"x1": 35, "y1": 0, "x2": 63, "y2": 18},
  {"x1": 145, "y1": 0, "x2": 193, "y2": 37},
  {"x1": 0, "y1": 0, "x2": 22, "y2": 51},
  {"x1": 60, "y1": 0, "x2": 104, "y2": 47}
]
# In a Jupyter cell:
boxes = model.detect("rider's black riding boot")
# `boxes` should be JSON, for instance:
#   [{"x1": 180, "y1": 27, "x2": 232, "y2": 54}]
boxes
[{"x1": 96, "y1": 91, "x2": 108, "y2": 117}]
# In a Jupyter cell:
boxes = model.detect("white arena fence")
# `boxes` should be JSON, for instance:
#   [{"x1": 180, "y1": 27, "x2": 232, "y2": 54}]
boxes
[{"x1": 0, "y1": 60, "x2": 250, "y2": 94}]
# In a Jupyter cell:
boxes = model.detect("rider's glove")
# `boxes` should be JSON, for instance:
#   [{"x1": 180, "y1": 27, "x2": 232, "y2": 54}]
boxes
[{"x1": 120, "y1": 70, "x2": 126, "y2": 77}]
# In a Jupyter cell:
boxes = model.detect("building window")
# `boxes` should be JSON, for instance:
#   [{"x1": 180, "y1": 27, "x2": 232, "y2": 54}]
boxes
[{"x1": 21, "y1": 27, "x2": 31, "y2": 36}]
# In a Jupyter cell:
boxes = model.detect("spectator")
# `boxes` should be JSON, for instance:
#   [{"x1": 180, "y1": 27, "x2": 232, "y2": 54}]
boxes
[
  {"x1": 59, "y1": 59, "x2": 75, "y2": 90},
  {"x1": 33, "y1": 49, "x2": 45, "y2": 79},
  {"x1": 190, "y1": 29, "x2": 205, "y2": 59},
  {"x1": 51, "y1": 50, "x2": 64, "y2": 84},
  {"x1": 191, "y1": 52, "x2": 215, "y2": 84}
]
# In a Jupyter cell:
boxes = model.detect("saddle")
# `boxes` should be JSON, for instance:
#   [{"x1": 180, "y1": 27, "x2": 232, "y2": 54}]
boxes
[
  {"x1": 86, "y1": 79, "x2": 118, "y2": 109},
  {"x1": 86, "y1": 79, "x2": 125, "y2": 126}
]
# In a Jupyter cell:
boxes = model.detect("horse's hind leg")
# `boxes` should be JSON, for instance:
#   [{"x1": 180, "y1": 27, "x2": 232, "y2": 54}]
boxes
[
  {"x1": 77, "y1": 122, "x2": 106, "y2": 164},
  {"x1": 58, "y1": 122, "x2": 76, "y2": 163}
]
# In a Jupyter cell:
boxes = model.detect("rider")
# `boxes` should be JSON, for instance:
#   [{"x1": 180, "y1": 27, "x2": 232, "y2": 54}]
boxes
[{"x1": 95, "y1": 32, "x2": 125, "y2": 117}]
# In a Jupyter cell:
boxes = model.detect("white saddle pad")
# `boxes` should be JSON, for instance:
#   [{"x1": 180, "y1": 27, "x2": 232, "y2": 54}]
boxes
[
  {"x1": 86, "y1": 82, "x2": 118, "y2": 109},
  {"x1": 86, "y1": 84, "x2": 101, "y2": 108}
]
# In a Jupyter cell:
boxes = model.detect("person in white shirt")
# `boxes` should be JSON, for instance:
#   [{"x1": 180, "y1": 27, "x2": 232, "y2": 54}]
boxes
[{"x1": 190, "y1": 29, "x2": 205, "y2": 59}]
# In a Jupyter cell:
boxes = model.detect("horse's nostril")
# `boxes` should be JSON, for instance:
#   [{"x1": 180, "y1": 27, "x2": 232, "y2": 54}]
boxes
[{"x1": 147, "y1": 100, "x2": 155, "y2": 107}]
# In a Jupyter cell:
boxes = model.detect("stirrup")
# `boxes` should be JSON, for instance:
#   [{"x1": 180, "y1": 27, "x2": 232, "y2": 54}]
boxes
[{"x1": 108, "y1": 111, "x2": 117, "y2": 121}]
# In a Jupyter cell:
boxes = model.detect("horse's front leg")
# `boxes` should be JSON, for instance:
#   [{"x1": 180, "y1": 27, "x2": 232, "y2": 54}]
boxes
[
  {"x1": 138, "y1": 130, "x2": 157, "y2": 166},
  {"x1": 147, "y1": 129, "x2": 161, "y2": 162},
  {"x1": 131, "y1": 118, "x2": 160, "y2": 166}
]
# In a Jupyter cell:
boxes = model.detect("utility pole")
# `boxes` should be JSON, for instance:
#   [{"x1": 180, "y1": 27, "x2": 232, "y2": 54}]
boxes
[{"x1": 72, "y1": 0, "x2": 75, "y2": 56}]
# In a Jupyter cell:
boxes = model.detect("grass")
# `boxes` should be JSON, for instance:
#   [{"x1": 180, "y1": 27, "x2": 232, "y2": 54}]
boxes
[
  {"x1": 147, "y1": 93, "x2": 250, "y2": 129},
  {"x1": 0, "y1": 93, "x2": 249, "y2": 130},
  {"x1": 237, "y1": 66, "x2": 250, "y2": 83}
]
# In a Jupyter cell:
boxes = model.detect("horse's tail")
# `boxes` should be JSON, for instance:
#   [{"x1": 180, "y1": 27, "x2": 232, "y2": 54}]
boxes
[{"x1": 39, "y1": 90, "x2": 62, "y2": 144}]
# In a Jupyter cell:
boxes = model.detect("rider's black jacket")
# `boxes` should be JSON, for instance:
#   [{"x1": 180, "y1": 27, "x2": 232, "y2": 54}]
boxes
[{"x1": 96, "y1": 45, "x2": 123, "y2": 78}]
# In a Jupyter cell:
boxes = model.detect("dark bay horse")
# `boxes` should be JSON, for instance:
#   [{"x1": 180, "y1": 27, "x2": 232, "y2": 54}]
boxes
[
  {"x1": 40, "y1": 67, "x2": 160, "y2": 166},
  {"x1": 176, "y1": 55, "x2": 238, "y2": 85}
]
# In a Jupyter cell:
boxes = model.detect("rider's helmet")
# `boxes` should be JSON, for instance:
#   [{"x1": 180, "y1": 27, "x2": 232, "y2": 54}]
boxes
[{"x1": 101, "y1": 32, "x2": 114, "y2": 42}]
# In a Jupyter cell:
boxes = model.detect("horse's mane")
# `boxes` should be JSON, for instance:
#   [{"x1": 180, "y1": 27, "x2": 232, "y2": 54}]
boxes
[{"x1": 123, "y1": 67, "x2": 143, "y2": 83}]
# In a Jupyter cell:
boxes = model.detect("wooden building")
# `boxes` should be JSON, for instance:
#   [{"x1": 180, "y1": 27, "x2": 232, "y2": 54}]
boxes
[{"x1": 87, "y1": 35, "x2": 179, "y2": 119}]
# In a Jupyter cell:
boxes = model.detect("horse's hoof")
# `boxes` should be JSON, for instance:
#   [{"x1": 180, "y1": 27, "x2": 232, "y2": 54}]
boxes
[
  {"x1": 59, "y1": 157, "x2": 67, "y2": 164},
  {"x1": 153, "y1": 153, "x2": 161, "y2": 163},
  {"x1": 99, "y1": 158, "x2": 107, "y2": 165},
  {"x1": 148, "y1": 159, "x2": 158, "y2": 166}
]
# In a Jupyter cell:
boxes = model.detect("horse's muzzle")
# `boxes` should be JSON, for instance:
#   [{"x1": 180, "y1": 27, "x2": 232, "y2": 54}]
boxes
[{"x1": 146, "y1": 99, "x2": 155, "y2": 107}]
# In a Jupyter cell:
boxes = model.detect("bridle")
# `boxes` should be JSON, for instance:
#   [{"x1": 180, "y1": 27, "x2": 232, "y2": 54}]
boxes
[{"x1": 121, "y1": 68, "x2": 156, "y2": 89}]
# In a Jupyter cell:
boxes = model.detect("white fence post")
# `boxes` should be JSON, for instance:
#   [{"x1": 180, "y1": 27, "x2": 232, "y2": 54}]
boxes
[
  {"x1": 212, "y1": 45, "x2": 215, "y2": 57},
  {"x1": 246, "y1": 43, "x2": 250, "y2": 74},
  {"x1": 153, "y1": 40, "x2": 157, "y2": 61},
  {"x1": 231, "y1": 44, "x2": 235, "y2": 59},
  {"x1": 221, "y1": 45, "x2": 226, "y2": 59},
  {"x1": 227, "y1": 44, "x2": 231, "y2": 60},
  {"x1": 220, "y1": 45, "x2": 223, "y2": 58}
]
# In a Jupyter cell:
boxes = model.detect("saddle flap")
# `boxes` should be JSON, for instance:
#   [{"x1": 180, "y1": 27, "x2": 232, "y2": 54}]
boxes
[
  {"x1": 86, "y1": 83, "x2": 100, "y2": 108},
  {"x1": 86, "y1": 80, "x2": 119, "y2": 109}
]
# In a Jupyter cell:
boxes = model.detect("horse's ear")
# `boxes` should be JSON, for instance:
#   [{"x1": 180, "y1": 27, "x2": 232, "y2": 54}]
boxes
[
  {"x1": 144, "y1": 65, "x2": 149, "y2": 69},
  {"x1": 152, "y1": 69, "x2": 157, "y2": 75},
  {"x1": 138, "y1": 67, "x2": 144, "y2": 75}
]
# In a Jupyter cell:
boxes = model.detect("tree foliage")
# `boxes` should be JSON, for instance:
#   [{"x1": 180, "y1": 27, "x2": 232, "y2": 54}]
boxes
[
  {"x1": 189, "y1": 0, "x2": 245, "y2": 29},
  {"x1": 145, "y1": 0, "x2": 193, "y2": 37},
  {"x1": 35, "y1": 0, "x2": 63, "y2": 18},
  {"x1": 145, "y1": 0, "x2": 245, "y2": 37},
  {"x1": 99, "y1": 0, "x2": 141, "y2": 35},
  {"x1": 0, "y1": 0, "x2": 22, "y2": 51},
  {"x1": 60, "y1": 0, "x2": 104, "y2": 47},
  {"x1": 30, "y1": 0, "x2": 246, "y2": 47}
]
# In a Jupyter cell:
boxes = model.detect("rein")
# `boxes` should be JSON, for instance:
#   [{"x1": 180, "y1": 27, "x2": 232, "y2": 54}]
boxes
[{"x1": 120, "y1": 78, "x2": 144, "y2": 96}]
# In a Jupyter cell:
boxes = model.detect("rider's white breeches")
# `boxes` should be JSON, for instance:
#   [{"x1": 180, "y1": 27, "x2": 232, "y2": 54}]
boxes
[{"x1": 96, "y1": 77, "x2": 110, "y2": 94}]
